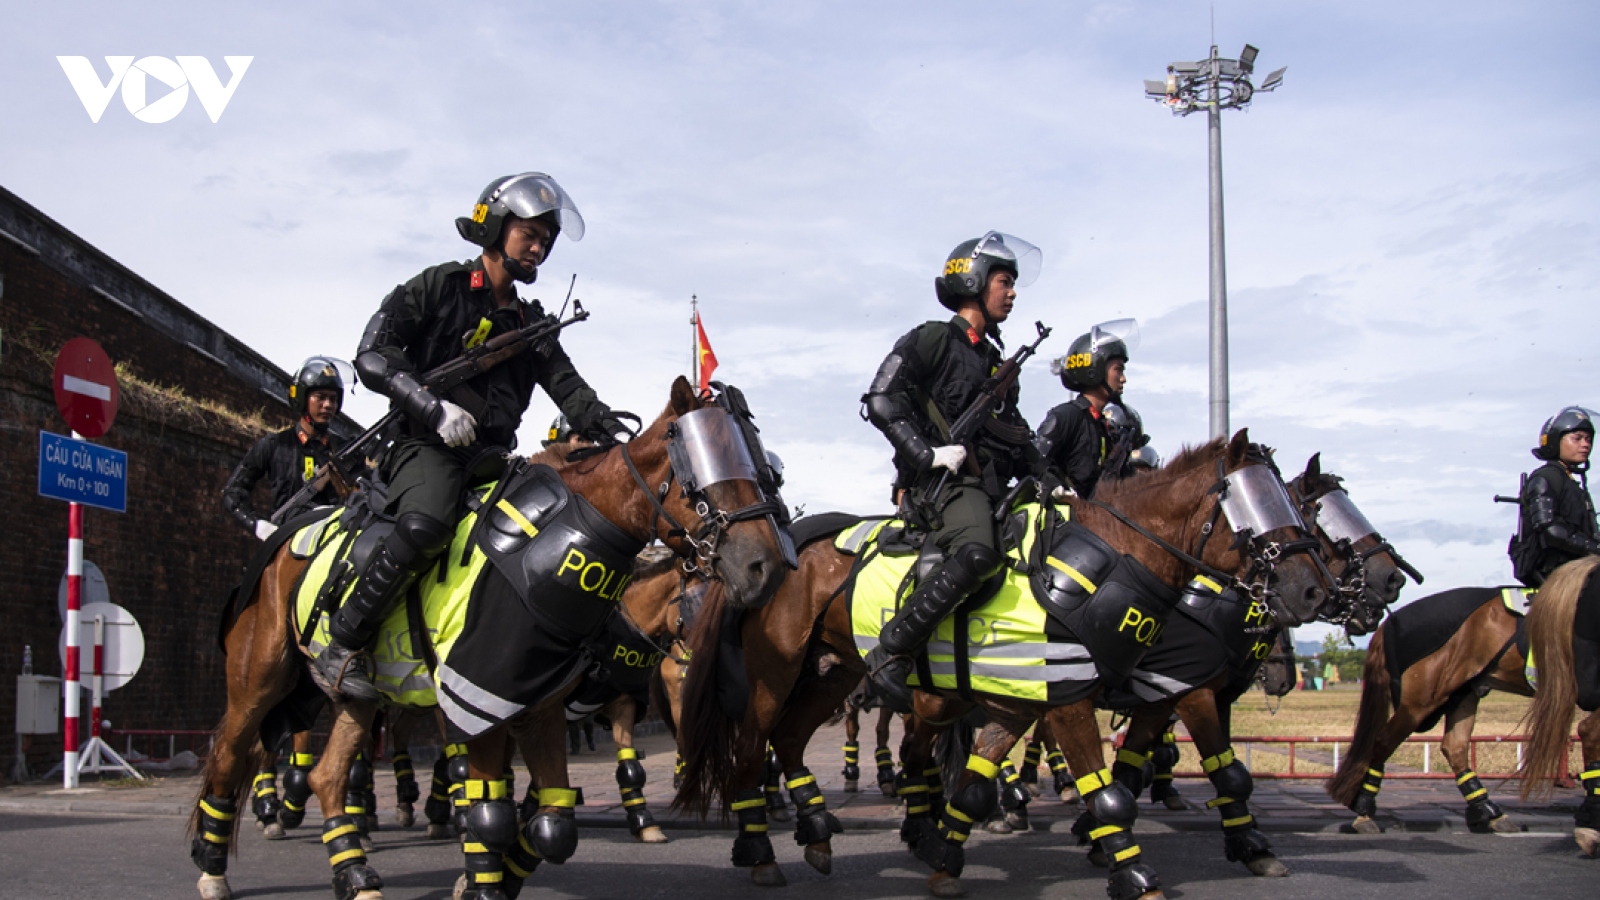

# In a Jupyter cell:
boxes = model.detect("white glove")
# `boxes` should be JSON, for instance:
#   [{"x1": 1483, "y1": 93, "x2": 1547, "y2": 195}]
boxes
[
  {"x1": 436, "y1": 400, "x2": 478, "y2": 448},
  {"x1": 1050, "y1": 485, "x2": 1077, "y2": 503},
  {"x1": 254, "y1": 520, "x2": 278, "y2": 541},
  {"x1": 930, "y1": 444, "x2": 967, "y2": 473},
  {"x1": 611, "y1": 428, "x2": 632, "y2": 444}
]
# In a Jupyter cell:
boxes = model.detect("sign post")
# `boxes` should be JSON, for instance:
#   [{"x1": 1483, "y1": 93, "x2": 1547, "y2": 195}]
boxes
[{"x1": 47, "y1": 338, "x2": 120, "y2": 789}]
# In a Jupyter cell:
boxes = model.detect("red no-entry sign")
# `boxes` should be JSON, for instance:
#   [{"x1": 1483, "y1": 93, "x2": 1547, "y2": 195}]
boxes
[{"x1": 53, "y1": 337, "x2": 119, "y2": 438}]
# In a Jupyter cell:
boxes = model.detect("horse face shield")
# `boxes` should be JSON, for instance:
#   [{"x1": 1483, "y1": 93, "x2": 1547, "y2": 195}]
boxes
[
  {"x1": 1219, "y1": 464, "x2": 1334, "y2": 626},
  {"x1": 666, "y1": 405, "x2": 797, "y2": 573},
  {"x1": 1310, "y1": 489, "x2": 1418, "y2": 631}
]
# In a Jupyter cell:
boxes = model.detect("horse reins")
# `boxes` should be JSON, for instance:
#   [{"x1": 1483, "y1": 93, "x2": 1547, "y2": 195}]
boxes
[{"x1": 619, "y1": 439, "x2": 783, "y2": 576}]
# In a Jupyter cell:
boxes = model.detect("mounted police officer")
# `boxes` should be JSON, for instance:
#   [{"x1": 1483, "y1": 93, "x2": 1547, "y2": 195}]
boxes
[
  {"x1": 1034, "y1": 320, "x2": 1137, "y2": 500},
  {"x1": 222, "y1": 357, "x2": 351, "y2": 539},
  {"x1": 860, "y1": 232, "x2": 1042, "y2": 713},
  {"x1": 314, "y1": 172, "x2": 629, "y2": 700},
  {"x1": 1102, "y1": 401, "x2": 1152, "y2": 483},
  {"x1": 1513, "y1": 406, "x2": 1598, "y2": 587}
]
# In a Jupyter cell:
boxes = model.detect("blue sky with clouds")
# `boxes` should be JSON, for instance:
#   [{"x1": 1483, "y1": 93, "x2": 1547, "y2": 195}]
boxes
[{"x1": 3, "y1": 1, "x2": 1596, "y2": 644}]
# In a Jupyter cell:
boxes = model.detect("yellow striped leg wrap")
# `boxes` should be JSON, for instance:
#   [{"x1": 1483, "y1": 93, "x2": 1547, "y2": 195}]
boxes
[
  {"x1": 965, "y1": 754, "x2": 1000, "y2": 780},
  {"x1": 393, "y1": 753, "x2": 414, "y2": 780},
  {"x1": 291, "y1": 752, "x2": 314, "y2": 767},
  {"x1": 1047, "y1": 749, "x2": 1070, "y2": 774},
  {"x1": 1023, "y1": 740, "x2": 1043, "y2": 766},
  {"x1": 322, "y1": 815, "x2": 367, "y2": 870},
  {"x1": 538, "y1": 788, "x2": 578, "y2": 809},
  {"x1": 1075, "y1": 768, "x2": 1113, "y2": 797},
  {"x1": 1116, "y1": 748, "x2": 1151, "y2": 769},
  {"x1": 465, "y1": 779, "x2": 509, "y2": 801},
  {"x1": 843, "y1": 742, "x2": 860, "y2": 764},
  {"x1": 253, "y1": 772, "x2": 277, "y2": 797},
  {"x1": 1200, "y1": 748, "x2": 1236, "y2": 774}
]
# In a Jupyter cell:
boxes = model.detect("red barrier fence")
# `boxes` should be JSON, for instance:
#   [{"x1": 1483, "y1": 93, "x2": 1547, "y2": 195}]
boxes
[{"x1": 1142, "y1": 733, "x2": 1584, "y2": 781}]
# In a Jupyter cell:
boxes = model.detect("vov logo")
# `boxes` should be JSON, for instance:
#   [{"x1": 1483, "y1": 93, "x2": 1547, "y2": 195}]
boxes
[{"x1": 57, "y1": 56, "x2": 253, "y2": 123}]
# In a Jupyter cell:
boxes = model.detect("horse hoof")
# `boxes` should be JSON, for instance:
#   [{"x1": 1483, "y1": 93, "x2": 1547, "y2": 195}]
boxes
[
  {"x1": 751, "y1": 863, "x2": 787, "y2": 887},
  {"x1": 1087, "y1": 846, "x2": 1108, "y2": 868},
  {"x1": 452, "y1": 872, "x2": 468, "y2": 900},
  {"x1": 844, "y1": 780, "x2": 858, "y2": 793},
  {"x1": 804, "y1": 841, "x2": 833, "y2": 875},
  {"x1": 394, "y1": 805, "x2": 415, "y2": 829},
  {"x1": 1488, "y1": 815, "x2": 1523, "y2": 834},
  {"x1": 1025, "y1": 784, "x2": 1040, "y2": 797},
  {"x1": 1059, "y1": 788, "x2": 1079, "y2": 805},
  {"x1": 262, "y1": 821, "x2": 287, "y2": 840},
  {"x1": 880, "y1": 783, "x2": 897, "y2": 798},
  {"x1": 1004, "y1": 811, "x2": 1029, "y2": 832},
  {"x1": 360, "y1": 835, "x2": 375, "y2": 854},
  {"x1": 985, "y1": 817, "x2": 1013, "y2": 834},
  {"x1": 353, "y1": 892, "x2": 383, "y2": 900},
  {"x1": 1163, "y1": 796, "x2": 1188, "y2": 811},
  {"x1": 1575, "y1": 827, "x2": 1600, "y2": 858},
  {"x1": 427, "y1": 823, "x2": 454, "y2": 840},
  {"x1": 637, "y1": 825, "x2": 669, "y2": 844},
  {"x1": 1347, "y1": 816, "x2": 1384, "y2": 835},
  {"x1": 927, "y1": 872, "x2": 965, "y2": 898},
  {"x1": 1246, "y1": 853, "x2": 1290, "y2": 877},
  {"x1": 254, "y1": 818, "x2": 265, "y2": 832},
  {"x1": 197, "y1": 873, "x2": 231, "y2": 900},
  {"x1": 769, "y1": 808, "x2": 792, "y2": 823}
]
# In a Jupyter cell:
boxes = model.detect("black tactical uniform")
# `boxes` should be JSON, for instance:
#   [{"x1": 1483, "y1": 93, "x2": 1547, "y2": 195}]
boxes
[
  {"x1": 1517, "y1": 464, "x2": 1598, "y2": 587},
  {"x1": 860, "y1": 232, "x2": 1042, "y2": 712},
  {"x1": 222, "y1": 424, "x2": 342, "y2": 531},
  {"x1": 1035, "y1": 395, "x2": 1109, "y2": 498},
  {"x1": 315, "y1": 172, "x2": 618, "y2": 701}
]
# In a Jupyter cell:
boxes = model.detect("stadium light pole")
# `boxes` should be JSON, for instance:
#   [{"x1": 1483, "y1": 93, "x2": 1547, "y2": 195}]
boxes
[{"x1": 1146, "y1": 45, "x2": 1285, "y2": 440}]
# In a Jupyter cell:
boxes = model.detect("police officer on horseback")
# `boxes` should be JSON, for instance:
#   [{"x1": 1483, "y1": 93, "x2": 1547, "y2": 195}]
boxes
[
  {"x1": 313, "y1": 173, "x2": 629, "y2": 700},
  {"x1": 1034, "y1": 320, "x2": 1137, "y2": 500},
  {"x1": 860, "y1": 232, "x2": 1042, "y2": 713},
  {"x1": 222, "y1": 357, "x2": 351, "y2": 539},
  {"x1": 1514, "y1": 406, "x2": 1599, "y2": 587}
]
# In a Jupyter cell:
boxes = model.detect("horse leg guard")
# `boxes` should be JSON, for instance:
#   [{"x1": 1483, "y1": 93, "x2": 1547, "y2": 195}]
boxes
[
  {"x1": 1111, "y1": 747, "x2": 1150, "y2": 800},
  {"x1": 785, "y1": 767, "x2": 844, "y2": 845},
  {"x1": 322, "y1": 814, "x2": 383, "y2": 900},
  {"x1": 279, "y1": 752, "x2": 314, "y2": 830},
  {"x1": 1020, "y1": 739, "x2": 1043, "y2": 795},
  {"x1": 523, "y1": 787, "x2": 580, "y2": 864},
  {"x1": 1202, "y1": 750, "x2": 1277, "y2": 873},
  {"x1": 923, "y1": 764, "x2": 947, "y2": 820},
  {"x1": 1080, "y1": 771, "x2": 1161, "y2": 900},
  {"x1": 875, "y1": 747, "x2": 897, "y2": 796},
  {"x1": 1348, "y1": 764, "x2": 1384, "y2": 822},
  {"x1": 730, "y1": 788, "x2": 778, "y2": 868},
  {"x1": 896, "y1": 770, "x2": 937, "y2": 847},
  {"x1": 448, "y1": 744, "x2": 472, "y2": 833},
  {"x1": 191, "y1": 795, "x2": 236, "y2": 877},
  {"x1": 842, "y1": 741, "x2": 861, "y2": 789},
  {"x1": 1047, "y1": 749, "x2": 1075, "y2": 801},
  {"x1": 672, "y1": 752, "x2": 685, "y2": 791},
  {"x1": 918, "y1": 756, "x2": 1000, "y2": 877},
  {"x1": 460, "y1": 780, "x2": 516, "y2": 900},
  {"x1": 763, "y1": 750, "x2": 790, "y2": 822},
  {"x1": 616, "y1": 748, "x2": 659, "y2": 837},
  {"x1": 392, "y1": 752, "x2": 419, "y2": 827},
  {"x1": 998, "y1": 764, "x2": 1031, "y2": 831},
  {"x1": 345, "y1": 753, "x2": 372, "y2": 838},
  {"x1": 1454, "y1": 770, "x2": 1509, "y2": 833},
  {"x1": 517, "y1": 784, "x2": 540, "y2": 826},
  {"x1": 1150, "y1": 732, "x2": 1182, "y2": 805},
  {"x1": 424, "y1": 752, "x2": 455, "y2": 837},
  {"x1": 1574, "y1": 763, "x2": 1600, "y2": 848},
  {"x1": 252, "y1": 769, "x2": 283, "y2": 831}
]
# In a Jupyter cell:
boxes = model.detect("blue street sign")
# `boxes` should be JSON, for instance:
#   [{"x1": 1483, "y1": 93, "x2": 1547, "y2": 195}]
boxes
[{"x1": 38, "y1": 431, "x2": 127, "y2": 513}]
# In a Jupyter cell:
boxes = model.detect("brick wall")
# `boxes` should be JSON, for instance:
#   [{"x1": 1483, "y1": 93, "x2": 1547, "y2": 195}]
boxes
[{"x1": 0, "y1": 189, "x2": 309, "y2": 776}]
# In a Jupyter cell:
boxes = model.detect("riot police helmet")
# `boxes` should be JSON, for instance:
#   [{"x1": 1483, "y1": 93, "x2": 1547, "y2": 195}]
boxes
[
  {"x1": 455, "y1": 172, "x2": 585, "y2": 260},
  {"x1": 934, "y1": 231, "x2": 1041, "y2": 312},
  {"x1": 543, "y1": 414, "x2": 573, "y2": 447},
  {"x1": 1103, "y1": 402, "x2": 1150, "y2": 450},
  {"x1": 1052, "y1": 319, "x2": 1139, "y2": 393},
  {"x1": 288, "y1": 356, "x2": 351, "y2": 418},
  {"x1": 1534, "y1": 406, "x2": 1596, "y2": 461},
  {"x1": 1130, "y1": 445, "x2": 1161, "y2": 470}
]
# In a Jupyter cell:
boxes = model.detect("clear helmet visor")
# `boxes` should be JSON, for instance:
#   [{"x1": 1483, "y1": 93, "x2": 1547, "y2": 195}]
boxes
[
  {"x1": 973, "y1": 232, "x2": 1041, "y2": 288},
  {"x1": 493, "y1": 173, "x2": 585, "y2": 242},
  {"x1": 1089, "y1": 318, "x2": 1140, "y2": 356},
  {"x1": 298, "y1": 356, "x2": 354, "y2": 392}
]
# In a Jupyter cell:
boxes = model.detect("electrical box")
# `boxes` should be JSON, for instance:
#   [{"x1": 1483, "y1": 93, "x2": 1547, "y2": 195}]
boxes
[{"x1": 16, "y1": 675, "x2": 61, "y2": 734}]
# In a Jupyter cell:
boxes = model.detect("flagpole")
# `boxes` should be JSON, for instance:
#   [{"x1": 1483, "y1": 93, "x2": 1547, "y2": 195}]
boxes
[{"x1": 690, "y1": 294, "x2": 699, "y2": 388}]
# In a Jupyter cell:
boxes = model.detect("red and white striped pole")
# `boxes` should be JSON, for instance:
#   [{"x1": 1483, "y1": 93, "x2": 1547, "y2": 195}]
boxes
[
  {"x1": 63, "y1": 432, "x2": 83, "y2": 789},
  {"x1": 91, "y1": 615, "x2": 105, "y2": 746}
]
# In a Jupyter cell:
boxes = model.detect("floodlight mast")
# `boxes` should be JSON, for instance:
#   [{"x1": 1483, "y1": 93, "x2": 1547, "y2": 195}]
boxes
[{"x1": 1145, "y1": 44, "x2": 1284, "y2": 440}]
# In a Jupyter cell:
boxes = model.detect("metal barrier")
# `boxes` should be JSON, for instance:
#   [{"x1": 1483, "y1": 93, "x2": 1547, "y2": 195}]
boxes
[
  {"x1": 110, "y1": 729, "x2": 332, "y2": 763},
  {"x1": 1140, "y1": 733, "x2": 1584, "y2": 781}
]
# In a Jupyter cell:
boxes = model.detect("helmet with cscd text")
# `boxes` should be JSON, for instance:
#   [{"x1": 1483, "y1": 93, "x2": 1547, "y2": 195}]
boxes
[{"x1": 933, "y1": 231, "x2": 1041, "y2": 312}]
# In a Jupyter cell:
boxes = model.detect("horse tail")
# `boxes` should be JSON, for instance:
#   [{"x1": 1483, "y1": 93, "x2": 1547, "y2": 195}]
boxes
[
  {"x1": 187, "y1": 724, "x2": 264, "y2": 855},
  {"x1": 671, "y1": 579, "x2": 738, "y2": 817},
  {"x1": 935, "y1": 717, "x2": 975, "y2": 791},
  {"x1": 1328, "y1": 623, "x2": 1394, "y2": 805},
  {"x1": 1518, "y1": 556, "x2": 1598, "y2": 799}
]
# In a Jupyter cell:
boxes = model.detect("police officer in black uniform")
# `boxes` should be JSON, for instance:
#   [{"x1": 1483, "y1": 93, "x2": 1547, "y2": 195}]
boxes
[
  {"x1": 222, "y1": 357, "x2": 350, "y2": 540},
  {"x1": 860, "y1": 232, "x2": 1043, "y2": 713},
  {"x1": 1514, "y1": 406, "x2": 1598, "y2": 587},
  {"x1": 314, "y1": 173, "x2": 628, "y2": 700},
  {"x1": 1101, "y1": 401, "x2": 1151, "y2": 483},
  {"x1": 1034, "y1": 321, "x2": 1134, "y2": 500}
]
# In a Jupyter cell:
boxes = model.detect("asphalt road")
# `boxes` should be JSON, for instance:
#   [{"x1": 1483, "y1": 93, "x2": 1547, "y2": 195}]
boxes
[{"x1": 1, "y1": 812, "x2": 1593, "y2": 900}]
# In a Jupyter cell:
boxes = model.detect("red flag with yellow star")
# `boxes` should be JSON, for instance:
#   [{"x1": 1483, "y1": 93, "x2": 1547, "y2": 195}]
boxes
[{"x1": 696, "y1": 313, "x2": 718, "y2": 395}]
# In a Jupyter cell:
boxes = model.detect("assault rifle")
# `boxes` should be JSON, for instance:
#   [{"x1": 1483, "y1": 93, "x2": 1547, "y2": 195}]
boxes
[
  {"x1": 922, "y1": 320, "x2": 1053, "y2": 509},
  {"x1": 268, "y1": 297, "x2": 591, "y2": 525}
]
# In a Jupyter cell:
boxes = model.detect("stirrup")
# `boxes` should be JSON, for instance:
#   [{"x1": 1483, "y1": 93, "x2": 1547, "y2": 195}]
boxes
[
  {"x1": 313, "y1": 644, "x2": 380, "y2": 702},
  {"x1": 863, "y1": 650, "x2": 917, "y2": 714}
]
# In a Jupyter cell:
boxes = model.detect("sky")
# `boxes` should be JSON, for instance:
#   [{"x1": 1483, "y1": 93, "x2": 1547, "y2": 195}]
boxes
[{"x1": 3, "y1": 1, "x2": 1596, "y2": 646}]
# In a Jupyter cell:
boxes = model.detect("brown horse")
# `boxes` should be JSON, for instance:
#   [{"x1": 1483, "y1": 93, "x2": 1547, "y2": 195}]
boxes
[
  {"x1": 1517, "y1": 555, "x2": 1600, "y2": 857},
  {"x1": 1085, "y1": 456, "x2": 1410, "y2": 878},
  {"x1": 188, "y1": 377, "x2": 790, "y2": 900},
  {"x1": 1326, "y1": 577, "x2": 1550, "y2": 833},
  {"x1": 840, "y1": 702, "x2": 904, "y2": 795},
  {"x1": 675, "y1": 431, "x2": 1335, "y2": 899}
]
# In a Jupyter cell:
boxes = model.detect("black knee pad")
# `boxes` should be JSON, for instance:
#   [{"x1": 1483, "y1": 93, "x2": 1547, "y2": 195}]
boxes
[
  {"x1": 1111, "y1": 747, "x2": 1150, "y2": 797},
  {"x1": 1151, "y1": 740, "x2": 1180, "y2": 772},
  {"x1": 1108, "y1": 862, "x2": 1162, "y2": 900},
  {"x1": 394, "y1": 511, "x2": 452, "y2": 562},
  {"x1": 1088, "y1": 781, "x2": 1138, "y2": 831},
  {"x1": 464, "y1": 788, "x2": 518, "y2": 851},
  {"x1": 1206, "y1": 759, "x2": 1253, "y2": 804},
  {"x1": 950, "y1": 772, "x2": 999, "y2": 823},
  {"x1": 524, "y1": 787, "x2": 580, "y2": 863},
  {"x1": 279, "y1": 752, "x2": 314, "y2": 828},
  {"x1": 949, "y1": 542, "x2": 1006, "y2": 586},
  {"x1": 615, "y1": 749, "x2": 647, "y2": 791},
  {"x1": 190, "y1": 795, "x2": 236, "y2": 876},
  {"x1": 251, "y1": 770, "x2": 281, "y2": 821}
]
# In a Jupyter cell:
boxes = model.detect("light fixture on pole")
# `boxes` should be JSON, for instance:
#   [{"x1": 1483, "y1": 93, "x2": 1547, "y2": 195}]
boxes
[{"x1": 1145, "y1": 44, "x2": 1285, "y2": 439}]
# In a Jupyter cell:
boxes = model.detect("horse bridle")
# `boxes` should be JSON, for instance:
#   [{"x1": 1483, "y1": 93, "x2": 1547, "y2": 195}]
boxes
[
  {"x1": 1079, "y1": 447, "x2": 1333, "y2": 623},
  {"x1": 1290, "y1": 479, "x2": 1423, "y2": 631}
]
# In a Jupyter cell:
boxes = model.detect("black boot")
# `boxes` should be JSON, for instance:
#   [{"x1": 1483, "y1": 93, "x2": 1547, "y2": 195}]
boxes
[
  {"x1": 313, "y1": 512, "x2": 450, "y2": 702},
  {"x1": 862, "y1": 543, "x2": 1003, "y2": 714}
]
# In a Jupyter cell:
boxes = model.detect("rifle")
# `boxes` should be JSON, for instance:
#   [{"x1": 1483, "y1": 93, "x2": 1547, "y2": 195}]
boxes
[
  {"x1": 922, "y1": 320, "x2": 1053, "y2": 509},
  {"x1": 268, "y1": 298, "x2": 591, "y2": 525}
]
